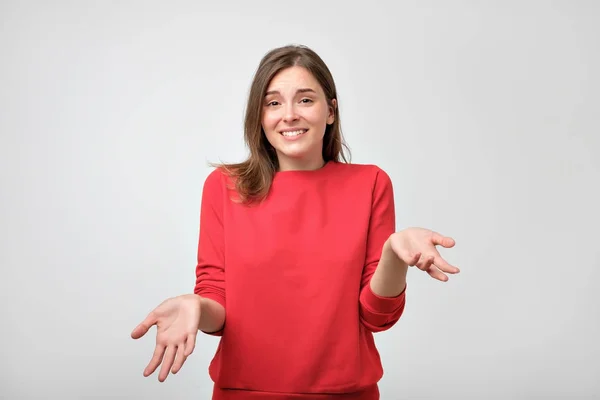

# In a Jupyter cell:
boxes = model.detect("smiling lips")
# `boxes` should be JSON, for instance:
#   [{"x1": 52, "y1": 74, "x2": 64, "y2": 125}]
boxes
[{"x1": 280, "y1": 129, "x2": 308, "y2": 138}]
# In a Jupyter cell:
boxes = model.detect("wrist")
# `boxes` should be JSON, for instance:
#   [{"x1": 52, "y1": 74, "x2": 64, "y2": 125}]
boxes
[
  {"x1": 382, "y1": 235, "x2": 397, "y2": 260},
  {"x1": 184, "y1": 293, "x2": 203, "y2": 303},
  {"x1": 197, "y1": 295, "x2": 226, "y2": 334},
  {"x1": 198, "y1": 295, "x2": 209, "y2": 311},
  {"x1": 370, "y1": 234, "x2": 408, "y2": 298},
  {"x1": 382, "y1": 234, "x2": 408, "y2": 269}
]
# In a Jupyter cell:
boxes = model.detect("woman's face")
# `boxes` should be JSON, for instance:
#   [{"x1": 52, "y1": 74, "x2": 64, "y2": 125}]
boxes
[{"x1": 262, "y1": 66, "x2": 335, "y2": 171}]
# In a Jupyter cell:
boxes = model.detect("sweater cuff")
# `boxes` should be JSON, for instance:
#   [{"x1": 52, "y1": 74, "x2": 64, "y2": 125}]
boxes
[{"x1": 361, "y1": 283, "x2": 406, "y2": 314}]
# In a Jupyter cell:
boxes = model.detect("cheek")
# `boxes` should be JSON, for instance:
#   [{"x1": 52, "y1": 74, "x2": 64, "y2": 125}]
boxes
[
  {"x1": 261, "y1": 115, "x2": 281, "y2": 148},
  {"x1": 306, "y1": 105, "x2": 329, "y2": 125},
  {"x1": 261, "y1": 112, "x2": 279, "y2": 132}
]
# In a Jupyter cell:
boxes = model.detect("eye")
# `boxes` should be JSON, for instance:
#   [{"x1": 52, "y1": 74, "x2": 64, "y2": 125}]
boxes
[
  {"x1": 300, "y1": 98, "x2": 313, "y2": 104},
  {"x1": 266, "y1": 101, "x2": 279, "y2": 106}
]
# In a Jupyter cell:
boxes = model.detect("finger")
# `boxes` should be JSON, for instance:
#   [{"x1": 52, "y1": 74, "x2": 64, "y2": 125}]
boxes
[
  {"x1": 433, "y1": 255, "x2": 460, "y2": 274},
  {"x1": 158, "y1": 345, "x2": 177, "y2": 382},
  {"x1": 171, "y1": 344, "x2": 187, "y2": 374},
  {"x1": 431, "y1": 232, "x2": 455, "y2": 248},
  {"x1": 131, "y1": 312, "x2": 157, "y2": 339},
  {"x1": 416, "y1": 254, "x2": 435, "y2": 271},
  {"x1": 407, "y1": 252, "x2": 422, "y2": 266},
  {"x1": 184, "y1": 333, "x2": 197, "y2": 357},
  {"x1": 427, "y1": 266, "x2": 449, "y2": 282},
  {"x1": 144, "y1": 343, "x2": 165, "y2": 377}
]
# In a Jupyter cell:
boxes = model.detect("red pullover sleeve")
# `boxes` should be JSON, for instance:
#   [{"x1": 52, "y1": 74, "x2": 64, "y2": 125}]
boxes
[
  {"x1": 194, "y1": 169, "x2": 226, "y2": 336},
  {"x1": 359, "y1": 168, "x2": 406, "y2": 332}
]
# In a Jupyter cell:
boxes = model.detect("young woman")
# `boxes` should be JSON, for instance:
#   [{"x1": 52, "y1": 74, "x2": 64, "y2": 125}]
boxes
[{"x1": 131, "y1": 44, "x2": 460, "y2": 399}]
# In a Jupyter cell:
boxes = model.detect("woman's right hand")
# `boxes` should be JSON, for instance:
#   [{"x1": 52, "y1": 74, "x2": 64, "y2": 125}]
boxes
[{"x1": 131, "y1": 294, "x2": 202, "y2": 382}]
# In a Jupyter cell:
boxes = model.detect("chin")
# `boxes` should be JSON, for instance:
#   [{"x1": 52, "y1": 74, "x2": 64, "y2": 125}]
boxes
[{"x1": 280, "y1": 150, "x2": 310, "y2": 160}]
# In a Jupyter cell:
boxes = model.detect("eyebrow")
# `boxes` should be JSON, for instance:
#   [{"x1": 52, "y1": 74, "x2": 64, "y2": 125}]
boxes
[{"x1": 265, "y1": 88, "x2": 317, "y2": 96}]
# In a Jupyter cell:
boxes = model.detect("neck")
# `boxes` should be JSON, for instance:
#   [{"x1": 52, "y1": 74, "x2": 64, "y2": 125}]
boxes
[{"x1": 277, "y1": 156, "x2": 326, "y2": 172}]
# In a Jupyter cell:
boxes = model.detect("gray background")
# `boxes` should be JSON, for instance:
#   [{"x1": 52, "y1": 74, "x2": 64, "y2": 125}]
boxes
[{"x1": 1, "y1": 1, "x2": 599, "y2": 399}]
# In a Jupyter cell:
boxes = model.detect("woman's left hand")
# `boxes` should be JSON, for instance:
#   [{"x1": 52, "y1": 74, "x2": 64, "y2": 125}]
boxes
[{"x1": 388, "y1": 227, "x2": 460, "y2": 281}]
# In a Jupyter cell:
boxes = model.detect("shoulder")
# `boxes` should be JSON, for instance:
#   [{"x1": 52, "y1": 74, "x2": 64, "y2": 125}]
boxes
[
  {"x1": 204, "y1": 167, "x2": 227, "y2": 184},
  {"x1": 329, "y1": 161, "x2": 393, "y2": 188},
  {"x1": 201, "y1": 167, "x2": 235, "y2": 201},
  {"x1": 203, "y1": 167, "x2": 225, "y2": 190}
]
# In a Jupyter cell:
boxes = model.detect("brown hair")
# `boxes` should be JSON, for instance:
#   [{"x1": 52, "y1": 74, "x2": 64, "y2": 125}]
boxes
[{"x1": 213, "y1": 44, "x2": 350, "y2": 204}]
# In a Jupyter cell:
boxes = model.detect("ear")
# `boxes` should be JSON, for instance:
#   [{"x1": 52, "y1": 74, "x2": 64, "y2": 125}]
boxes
[{"x1": 327, "y1": 99, "x2": 337, "y2": 125}]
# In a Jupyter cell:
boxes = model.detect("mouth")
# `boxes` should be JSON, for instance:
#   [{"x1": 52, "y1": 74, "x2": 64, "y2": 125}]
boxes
[{"x1": 280, "y1": 129, "x2": 308, "y2": 137}]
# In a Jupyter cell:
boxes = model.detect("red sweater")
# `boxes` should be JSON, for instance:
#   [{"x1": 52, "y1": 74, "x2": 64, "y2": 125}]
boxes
[{"x1": 194, "y1": 160, "x2": 406, "y2": 399}]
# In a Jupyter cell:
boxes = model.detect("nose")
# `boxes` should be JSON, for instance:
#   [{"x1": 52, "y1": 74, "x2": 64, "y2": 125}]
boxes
[{"x1": 283, "y1": 103, "x2": 299, "y2": 123}]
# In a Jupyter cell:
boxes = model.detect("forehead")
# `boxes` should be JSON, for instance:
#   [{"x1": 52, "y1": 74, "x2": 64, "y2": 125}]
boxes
[{"x1": 266, "y1": 66, "x2": 323, "y2": 93}]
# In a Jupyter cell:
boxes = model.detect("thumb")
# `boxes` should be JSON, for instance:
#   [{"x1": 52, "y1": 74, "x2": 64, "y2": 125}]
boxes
[
  {"x1": 431, "y1": 232, "x2": 455, "y2": 248},
  {"x1": 131, "y1": 313, "x2": 156, "y2": 339}
]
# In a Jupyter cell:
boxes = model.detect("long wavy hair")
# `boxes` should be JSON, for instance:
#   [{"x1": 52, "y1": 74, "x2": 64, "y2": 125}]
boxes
[{"x1": 214, "y1": 44, "x2": 351, "y2": 204}]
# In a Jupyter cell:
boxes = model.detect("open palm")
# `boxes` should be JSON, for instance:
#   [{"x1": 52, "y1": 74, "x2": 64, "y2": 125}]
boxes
[
  {"x1": 131, "y1": 294, "x2": 202, "y2": 382},
  {"x1": 389, "y1": 227, "x2": 460, "y2": 281}
]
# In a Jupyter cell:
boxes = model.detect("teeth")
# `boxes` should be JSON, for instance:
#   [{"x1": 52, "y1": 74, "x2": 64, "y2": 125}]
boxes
[{"x1": 282, "y1": 129, "x2": 306, "y2": 137}]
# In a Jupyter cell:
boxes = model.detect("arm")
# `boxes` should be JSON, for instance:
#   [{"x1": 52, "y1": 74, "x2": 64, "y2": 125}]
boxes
[
  {"x1": 369, "y1": 239, "x2": 408, "y2": 297},
  {"x1": 198, "y1": 297, "x2": 225, "y2": 334},
  {"x1": 359, "y1": 168, "x2": 407, "y2": 332},
  {"x1": 194, "y1": 169, "x2": 227, "y2": 335}
]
